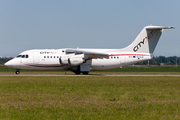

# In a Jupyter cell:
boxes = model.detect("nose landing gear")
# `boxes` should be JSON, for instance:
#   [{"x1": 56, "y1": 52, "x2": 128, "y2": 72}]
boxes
[{"x1": 15, "y1": 70, "x2": 20, "y2": 75}]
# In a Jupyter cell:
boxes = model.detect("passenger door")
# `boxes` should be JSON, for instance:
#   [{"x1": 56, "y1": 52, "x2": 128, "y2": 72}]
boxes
[{"x1": 33, "y1": 52, "x2": 39, "y2": 64}]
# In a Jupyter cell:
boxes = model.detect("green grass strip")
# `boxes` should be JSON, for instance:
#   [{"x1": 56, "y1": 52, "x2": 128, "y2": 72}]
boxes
[{"x1": 0, "y1": 76, "x2": 180, "y2": 119}]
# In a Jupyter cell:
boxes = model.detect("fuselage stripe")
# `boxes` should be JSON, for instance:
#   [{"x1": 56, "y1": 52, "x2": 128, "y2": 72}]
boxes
[
  {"x1": 107, "y1": 54, "x2": 151, "y2": 56},
  {"x1": 25, "y1": 64, "x2": 63, "y2": 67}
]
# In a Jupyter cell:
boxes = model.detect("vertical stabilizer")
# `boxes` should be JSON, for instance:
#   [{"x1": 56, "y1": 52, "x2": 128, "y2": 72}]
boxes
[{"x1": 121, "y1": 26, "x2": 174, "y2": 53}]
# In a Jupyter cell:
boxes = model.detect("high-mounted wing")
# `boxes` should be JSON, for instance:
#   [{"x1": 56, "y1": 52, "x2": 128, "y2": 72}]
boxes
[{"x1": 65, "y1": 48, "x2": 109, "y2": 58}]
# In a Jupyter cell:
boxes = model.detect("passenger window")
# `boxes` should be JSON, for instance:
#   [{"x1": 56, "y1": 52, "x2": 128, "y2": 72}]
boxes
[
  {"x1": 57, "y1": 56, "x2": 59, "y2": 58},
  {"x1": 47, "y1": 56, "x2": 49, "y2": 58},
  {"x1": 111, "y1": 57, "x2": 113, "y2": 59},
  {"x1": 26, "y1": 55, "x2": 28, "y2": 58},
  {"x1": 117, "y1": 57, "x2": 119, "y2": 59},
  {"x1": 44, "y1": 56, "x2": 46, "y2": 58},
  {"x1": 51, "y1": 56, "x2": 52, "y2": 58},
  {"x1": 114, "y1": 57, "x2": 116, "y2": 59},
  {"x1": 54, "y1": 56, "x2": 55, "y2": 58}
]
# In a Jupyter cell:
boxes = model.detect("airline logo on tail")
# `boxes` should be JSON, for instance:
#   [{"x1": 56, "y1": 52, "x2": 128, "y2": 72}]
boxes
[{"x1": 133, "y1": 31, "x2": 154, "y2": 52}]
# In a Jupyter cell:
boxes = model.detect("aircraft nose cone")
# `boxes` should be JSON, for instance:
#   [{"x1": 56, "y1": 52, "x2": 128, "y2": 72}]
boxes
[
  {"x1": 4, "y1": 61, "x2": 11, "y2": 67},
  {"x1": 4, "y1": 60, "x2": 16, "y2": 68},
  {"x1": 4, "y1": 59, "x2": 21, "y2": 69}
]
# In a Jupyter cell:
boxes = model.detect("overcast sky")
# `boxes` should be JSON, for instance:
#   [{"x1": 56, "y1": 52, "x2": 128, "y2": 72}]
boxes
[{"x1": 0, "y1": 0, "x2": 179, "y2": 57}]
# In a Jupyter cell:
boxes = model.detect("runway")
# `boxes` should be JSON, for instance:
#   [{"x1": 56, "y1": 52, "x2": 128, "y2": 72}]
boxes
[{"x1": 1, "y1": 74, "x2": 180, "y2": 77}]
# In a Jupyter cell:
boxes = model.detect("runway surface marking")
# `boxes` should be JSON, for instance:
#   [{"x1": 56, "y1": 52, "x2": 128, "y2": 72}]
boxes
[{"x1": 1, "y1": 74, "x2": 180, "y2": 76}]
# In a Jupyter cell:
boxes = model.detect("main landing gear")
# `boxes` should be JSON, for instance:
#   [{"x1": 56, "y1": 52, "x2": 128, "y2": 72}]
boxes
[
  {"x1": 74, "y1": 71, "x2": 89, "y2": 75},
  {"x1": 72, "y1": 65, "x2": 90, "y2": 75},
  {"x1": 15, "y1": 70, "x2": 20, "y2": 75},
  {"x1": 75, "y1": 71, "x2": 81, "y2": 75},
  {"x1": 82, "y1": 72, "x2": 89, "y2": 75}
]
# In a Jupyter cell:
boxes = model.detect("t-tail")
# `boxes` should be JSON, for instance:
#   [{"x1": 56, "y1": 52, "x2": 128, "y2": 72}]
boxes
[{"x1": 121, "y1": 26, "x2": 174, "y2": 53}]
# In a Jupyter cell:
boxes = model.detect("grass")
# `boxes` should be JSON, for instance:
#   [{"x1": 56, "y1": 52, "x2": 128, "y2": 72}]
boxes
[{"x1": 0, "y1": 76, "x2": 180, "y2": 119}]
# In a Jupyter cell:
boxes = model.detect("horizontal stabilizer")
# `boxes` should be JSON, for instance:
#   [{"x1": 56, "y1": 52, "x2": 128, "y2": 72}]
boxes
[{"x1": 145, "y1": 26, "x2": 175, "y2": 30}]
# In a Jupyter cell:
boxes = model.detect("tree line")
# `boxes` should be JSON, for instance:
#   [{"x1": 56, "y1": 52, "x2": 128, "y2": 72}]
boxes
[
  {"x1": 0, "y1": 57, "x2": 13, "y2": 64},
  {"x1": 0, "y1": 56, "x2": 180, "y2": 65},
  {"x1": 136, "y1": 56, "x2": 179, "y2": 65}
]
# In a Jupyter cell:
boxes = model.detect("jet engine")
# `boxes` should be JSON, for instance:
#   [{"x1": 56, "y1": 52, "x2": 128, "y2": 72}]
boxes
[
  {"x1": 59, "y1": 56, "x2": 84, "y2": 66},
  {"x1": 59, "y1": 57, "x2": 69, "y2": 65},
  {"x1": 68, "y1": 57, "x2": 84, "y2": 66}
]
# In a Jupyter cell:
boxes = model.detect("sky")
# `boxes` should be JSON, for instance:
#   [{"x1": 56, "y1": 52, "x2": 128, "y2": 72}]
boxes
[{"x1": 0, "y1": 0, "x2": 179, "y2": 57}]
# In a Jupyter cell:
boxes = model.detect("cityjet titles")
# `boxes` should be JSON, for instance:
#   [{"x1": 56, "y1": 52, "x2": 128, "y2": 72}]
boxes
[
  {"x1": 133, "y1": 31, "x2": 153, "y2": 52},
  {"x1": 40, "y1": 51, "x2": 57, "y2": 54}
]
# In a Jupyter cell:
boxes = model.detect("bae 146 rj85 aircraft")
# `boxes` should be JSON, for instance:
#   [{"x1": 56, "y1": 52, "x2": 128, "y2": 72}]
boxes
[{"x1": 5, "y1": 25, "x2": 174, "y2": 75}]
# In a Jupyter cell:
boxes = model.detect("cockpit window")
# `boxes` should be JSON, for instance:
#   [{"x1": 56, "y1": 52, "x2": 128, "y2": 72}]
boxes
[
  {"x1": 16, "y1": 55, "x2": 22, "y2": 58},
  {"x1": 16, "y1": 54, "x2": 29, "y2": 58}
]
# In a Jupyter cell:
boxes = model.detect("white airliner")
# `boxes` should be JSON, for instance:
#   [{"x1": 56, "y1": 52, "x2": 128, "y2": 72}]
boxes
[{"x1": 5, "y1": 25, "x2": 174, "y2": 74}]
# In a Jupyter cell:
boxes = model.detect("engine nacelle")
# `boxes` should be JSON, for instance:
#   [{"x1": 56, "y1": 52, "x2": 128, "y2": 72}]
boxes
[
  {"x1": 68, "y1": 57, "x2": 84, "y2": 66},
  {"x1": 59, "y1": 57, "x2": 69, "y2": 65}
]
